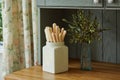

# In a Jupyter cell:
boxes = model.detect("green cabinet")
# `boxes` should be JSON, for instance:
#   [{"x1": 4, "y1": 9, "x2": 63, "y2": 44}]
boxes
[
  {"x1": 45, "y1": 0, "x2": 102, "y2": 7},
  {"x1": 106, "y1": 0, "x2": 120, "y2": 8},
  {"x1": 37, "y1": 0, "x2": 45, "y2": 6},
  {"x1": 37, "y1": 0, "x2": 120, "y2": 9}
]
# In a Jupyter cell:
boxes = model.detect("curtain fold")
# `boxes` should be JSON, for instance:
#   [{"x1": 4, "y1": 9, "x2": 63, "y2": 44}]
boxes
[
  {"x1": 22, "y1": 0, "x2": 32, "y2": 68},
  {"x1": 1, "y1": 0, "x2": 39, "y2": 79},
  {"x1": 32, "y1": 0, "x2": 39, "y2": 66}
]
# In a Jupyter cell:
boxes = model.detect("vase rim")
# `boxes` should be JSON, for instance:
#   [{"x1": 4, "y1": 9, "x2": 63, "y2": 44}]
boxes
[{"x1": 46, "y1": 42, "x2": 64, "y2": 46}]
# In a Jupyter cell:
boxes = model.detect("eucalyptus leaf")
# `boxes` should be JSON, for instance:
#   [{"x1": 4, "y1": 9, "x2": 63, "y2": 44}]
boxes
[{"x1": 62, "y1": 10, "x2": 108, "y2": 44}]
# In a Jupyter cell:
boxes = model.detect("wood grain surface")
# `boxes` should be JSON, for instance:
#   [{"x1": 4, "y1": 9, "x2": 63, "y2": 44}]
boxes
[{"x1": 5, "y1": 59, "x2": 120, "y2": 80}]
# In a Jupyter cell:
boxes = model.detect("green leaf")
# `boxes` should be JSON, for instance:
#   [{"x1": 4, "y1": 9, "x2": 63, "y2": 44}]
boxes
[{"x1": 62, "y1": 9, "x2": 108, "y2": 44}]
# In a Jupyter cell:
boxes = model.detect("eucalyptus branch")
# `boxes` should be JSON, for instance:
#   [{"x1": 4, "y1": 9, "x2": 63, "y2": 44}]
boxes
[{"x1": 62, "y1": 10, "x2": 108, "y2": 44}]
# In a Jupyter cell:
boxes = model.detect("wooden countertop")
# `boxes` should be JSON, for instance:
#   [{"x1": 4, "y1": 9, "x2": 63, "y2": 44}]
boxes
[{"x1": 5, "y1": 59, "x2": 120, "y2": 80}]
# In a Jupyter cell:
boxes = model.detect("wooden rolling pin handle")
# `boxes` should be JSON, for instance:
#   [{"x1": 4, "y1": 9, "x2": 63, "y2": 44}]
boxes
[
  {"x1": 52, "y1": 32, "x2": 56, "y2": 42},
  {"x1": 45, "y1": 27, "x2": 50, "y2": 42},
  {"x1": 59, "y1": 33, "x2": 62, "y2": 42},
  {"x1": 53, "y1": 23, "x2": 57, "y2": 33},
  {"x1": 62, "y1": 30, "x2": 67, "y2": 42}
]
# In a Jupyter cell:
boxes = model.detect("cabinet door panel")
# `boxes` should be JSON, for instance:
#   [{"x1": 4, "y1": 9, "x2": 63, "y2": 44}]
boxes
[
  {"x1": 45, "y1": 0, "x2": 103, "y2": 7},
  {"x1": 117, "y1": 11, "x2": 120, "y2": 64},
  {"x1": 103, "y1": 10, "x2": 117, "y2": 63},
  {"x1": 106, "y1": 0, "x2": 120, "y2": 7}
]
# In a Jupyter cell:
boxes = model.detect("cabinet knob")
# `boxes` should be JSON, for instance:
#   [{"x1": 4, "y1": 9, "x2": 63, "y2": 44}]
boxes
[
  {"x1": 107, "y1": 0, "x2": 114, "y2": 4},
  {"x1": 93, "y1": 0, "x2": 100, "y2": 4}
]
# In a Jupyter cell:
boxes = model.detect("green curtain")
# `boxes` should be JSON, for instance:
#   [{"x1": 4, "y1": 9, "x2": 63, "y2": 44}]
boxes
[{"x1": 1, "y1": 0, "x2": 39, "y2": 79}]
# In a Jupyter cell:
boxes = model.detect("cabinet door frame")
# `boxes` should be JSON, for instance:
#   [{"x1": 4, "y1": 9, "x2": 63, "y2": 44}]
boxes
[
  {"x1": 106, "y1": 0, "x2": 120, "y2": 8},
  {"x1": 37, "y1": 0, "x2": 45, "y2": 6},
  {"x1": 45, "y1": 0, "x2": 103, "y2": 8}
]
